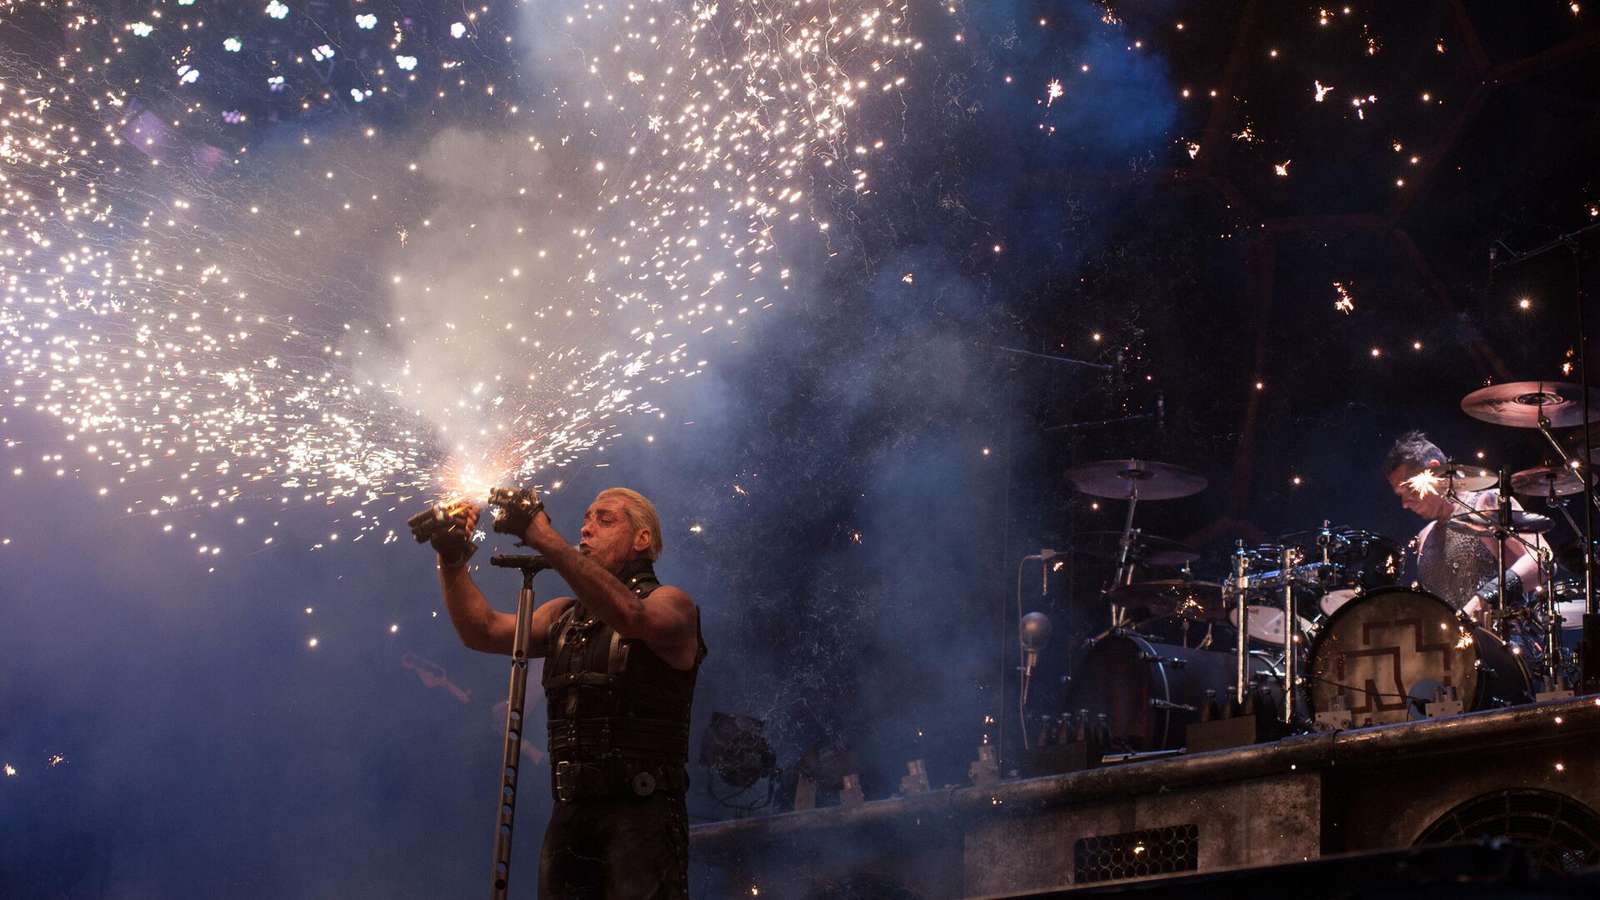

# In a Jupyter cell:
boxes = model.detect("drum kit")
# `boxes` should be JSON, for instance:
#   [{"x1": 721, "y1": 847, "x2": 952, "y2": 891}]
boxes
[{"x1": 1053, "y1": 381, "x2": 1600, "y2": 754}]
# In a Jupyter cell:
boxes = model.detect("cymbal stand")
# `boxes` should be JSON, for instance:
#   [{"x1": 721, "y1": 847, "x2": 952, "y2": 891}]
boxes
[
  {"x1": 1108, "y1": 483, "x2": 1141, "y2": 627},
  {"x1": 488, "y1": 553, "x2": 552, "y2": 900},
  {"x1": 1538, "y1": 544, "x2": 1563, "y2": 688},
  {"x1": 1492, "y1": 222, "x2": 1599, "y2": 688},
  {"x1": 1533, "y1": 411, "x2": 1600, "y2": 511},
  {"x1": 1442, "y1": 475, "x2": 1535, "y2": 640},
  {"x1": 1231, "y1": 541, "x2": 1251, "y2": 707},
  {"x1": 1495, "y1": 468, "x2": 1512, "y2": 640}
]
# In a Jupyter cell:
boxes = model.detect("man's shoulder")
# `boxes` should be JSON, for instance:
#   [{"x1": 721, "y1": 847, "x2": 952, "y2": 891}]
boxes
[{"x1": 649, "y1": 583, "x2": 696, "y2": 607}]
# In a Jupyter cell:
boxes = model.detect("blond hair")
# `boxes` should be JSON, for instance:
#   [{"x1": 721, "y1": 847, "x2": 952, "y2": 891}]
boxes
[{"x1": 596, "y1": 487, "x2": 664, "y2": 560}]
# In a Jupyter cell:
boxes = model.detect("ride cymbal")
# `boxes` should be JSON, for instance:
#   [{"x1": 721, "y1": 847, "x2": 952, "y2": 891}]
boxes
[{"x1": 1461, "y1": 381, "x2": 1600, "y2": 429}]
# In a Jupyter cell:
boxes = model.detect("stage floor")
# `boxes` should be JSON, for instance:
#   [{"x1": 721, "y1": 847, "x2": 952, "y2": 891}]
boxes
[{"x1": 690, "y1": 695, "x2": 1600, "y2": 898}]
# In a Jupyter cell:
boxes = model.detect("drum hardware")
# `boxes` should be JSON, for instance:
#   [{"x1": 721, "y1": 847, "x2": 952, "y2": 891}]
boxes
[
  {"x1": 1132, "y1": 614, "x2": 1233, "y2": 651},
  {"x1": 1423, "y1": 684, "x2": 1463, "y2": 718},
  {"x1": 1138, "y1": 651, "x2": 1189, "y2": 668},
  {"x1": 1440, "y1": 469, "x2": 1549, "y2": 642},
  {"x1": 1462, "y1": 369, "x2": 1600, "y2": 687},
  {"x1": 1065, "y1": 459, "x2": 1208, "y2": 622},
  {"x1": 1314, "y1": 693, "x2": 1352, "y2": 730},
  {"x1": 1104, "y1": 579, "x2": 1226, "y2": 622},
  {"x1": 1231, "y1": 540, "x2": 1251, "y2": 708},
  {"x1": 1279, "y1": 546, "x2": 1300, "y2": 726}
]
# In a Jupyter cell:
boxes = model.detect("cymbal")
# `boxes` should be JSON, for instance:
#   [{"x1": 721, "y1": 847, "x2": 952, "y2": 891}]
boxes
[
  {"x1": 1444, "y1": 509, "x2": 1554, "y2": 536},
  {"x1": 1461, "y1": 381, "x2": 1600, "y2": 429},
  {"x1": 1511, "y1": 463, "x2": 1591, "y2": 498},
  {"x1": 1069, "y1": 531, "x2": 1200, "y2": 567},
  {"x1": 1431, "y1": 462, "x2": 1499, "y2": 493},
  {"x1": 1107, "y1": 580, "x2": 1226, "y2": 621},
  {"x1": 1066, "y1": 459, "x2": 1208, "y2": 501}
]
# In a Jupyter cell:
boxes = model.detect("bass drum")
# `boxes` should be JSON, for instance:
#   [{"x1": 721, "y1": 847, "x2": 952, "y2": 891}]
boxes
[
  {"x1": 1066, "y1": 631, "x2": 1274, "y2": 752},
  {"x1": 1306, "y1": 585, "x2": 1530, "y2": 726}
]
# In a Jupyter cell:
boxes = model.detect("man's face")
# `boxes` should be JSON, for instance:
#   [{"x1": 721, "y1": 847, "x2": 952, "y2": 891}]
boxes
[
  {"x1": 1387, "y1": 462, "x2": 1452, "y2": 521},
  {"x1": 578, "y1": 496, "x2": 647, "y2": 572}
]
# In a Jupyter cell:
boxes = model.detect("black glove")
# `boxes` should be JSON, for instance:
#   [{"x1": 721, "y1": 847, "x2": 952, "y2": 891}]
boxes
[
  {"x1": 1473, "y1": 570, "x2": 1522, "y2": 606},
  {"x1": 488, "y1": 487, "x2": 544, "y2": 542},
  {"x1": 430, "y1": 521, "x2": 477, "y2": 568},
  {"x1": 408, "y1": 504, "x2": 478, "y2": 568}
]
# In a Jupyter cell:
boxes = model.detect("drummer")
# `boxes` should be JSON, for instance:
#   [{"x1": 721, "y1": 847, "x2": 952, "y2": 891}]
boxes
[{"x1": 1383, "y1": 431, "x2": 1546, "y2": 620}]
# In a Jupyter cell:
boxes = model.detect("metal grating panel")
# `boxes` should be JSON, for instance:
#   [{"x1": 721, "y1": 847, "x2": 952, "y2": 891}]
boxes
[
  {"x1": 1415, "y1": 789, "x2": 1600, "y2": 875},
  {"x1": 1073, "y1": 824, "x2": 1199, "y2": 884}
]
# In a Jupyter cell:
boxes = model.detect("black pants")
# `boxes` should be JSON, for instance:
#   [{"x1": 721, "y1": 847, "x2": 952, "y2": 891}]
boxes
[{"x1": 538, "y1": 792, "x2": 689, "y2": 899}]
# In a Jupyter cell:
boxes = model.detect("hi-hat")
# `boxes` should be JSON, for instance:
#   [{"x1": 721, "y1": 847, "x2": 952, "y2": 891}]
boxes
[
  {"x1": 1445, "y1": 509, "x2": 1554, "y2": 536},
  {"x1": 1511, "y1": 463, "x2": 1591, "y2": 498},
  {"x1": 1461, "y1": 381, "x2": 1600, "y2": 429},
  {"x1": 1069, "y1": 531, "x2": 1200, "y2": 567},
  {"x1": 1066, "y1": 459, "x2": 1208, "y2": 500}
]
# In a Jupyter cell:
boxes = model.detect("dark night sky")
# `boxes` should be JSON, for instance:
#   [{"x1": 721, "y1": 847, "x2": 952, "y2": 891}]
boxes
[{"x1": 3, "y1": 2, "x2": 1599, "y2": 897}]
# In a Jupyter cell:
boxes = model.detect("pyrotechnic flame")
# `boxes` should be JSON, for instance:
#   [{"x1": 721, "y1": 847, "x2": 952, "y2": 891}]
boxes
[{"x1": 1405, "y1": 469, "x2": 1444, "y2": 498}]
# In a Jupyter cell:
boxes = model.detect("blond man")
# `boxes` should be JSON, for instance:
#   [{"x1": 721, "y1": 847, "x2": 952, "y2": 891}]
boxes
[{"x1": 434, "y1": 486, "x2": 704, "y2": 899}]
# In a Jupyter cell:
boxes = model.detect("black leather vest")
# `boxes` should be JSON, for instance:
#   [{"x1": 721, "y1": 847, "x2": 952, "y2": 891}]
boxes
[{"x1": 541, "y1": 559, "x2": 706, "y2": 769}]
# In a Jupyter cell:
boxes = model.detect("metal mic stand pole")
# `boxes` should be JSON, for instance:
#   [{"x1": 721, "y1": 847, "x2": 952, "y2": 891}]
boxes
[
  {"x1": 1574, "y1": 243, "x2": 1600, "y2": 693},
  {"x1": 488, "y1": 553, "x2": 551, "y2": 900},
  {"x1": 1232, "y1": 541, "x2": 1250, "y2": 708},
  {"x1": 1280, "y1": 547, "x2": 1298, "y2": 726}
]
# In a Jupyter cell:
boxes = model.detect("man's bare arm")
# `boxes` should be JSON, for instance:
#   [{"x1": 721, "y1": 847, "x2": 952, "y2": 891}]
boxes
[
  {"x1": 438, "y1": 557, "x2": 573, "y2": 656},
  {"x1": 523, "y1": 519, "x2": 697, "y2": 665}
]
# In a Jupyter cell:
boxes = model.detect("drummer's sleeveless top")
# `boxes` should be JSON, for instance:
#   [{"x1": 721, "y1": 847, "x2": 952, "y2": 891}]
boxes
[{"x1": 1417, "y1": 518, "x2": 1497, "y2": 610}]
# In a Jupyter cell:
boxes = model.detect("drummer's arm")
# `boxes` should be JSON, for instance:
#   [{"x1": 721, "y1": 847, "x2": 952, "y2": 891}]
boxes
[{"x1": 1500, "y1": 496, "x2": 1547, "y2": 584}]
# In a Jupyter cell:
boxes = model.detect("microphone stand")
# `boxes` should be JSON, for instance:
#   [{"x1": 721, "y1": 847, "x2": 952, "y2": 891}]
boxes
[{"x1": 488, "y1": 553, "x2": 552, "y2": 900}]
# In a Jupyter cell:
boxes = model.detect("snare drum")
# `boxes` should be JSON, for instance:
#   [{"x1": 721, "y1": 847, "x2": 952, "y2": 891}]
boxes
[{"x1": 1306, "y1": 585, "x2": 1530, "y2": 726}]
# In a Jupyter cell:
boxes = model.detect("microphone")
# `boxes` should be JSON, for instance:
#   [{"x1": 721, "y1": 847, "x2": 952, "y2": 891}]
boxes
[
  {"x1": 490, "y1": 553, "x2": 553, "y2": 572},
  {"x1": 1020, "y1": 612, "x2": 1053, "y2": 677}
]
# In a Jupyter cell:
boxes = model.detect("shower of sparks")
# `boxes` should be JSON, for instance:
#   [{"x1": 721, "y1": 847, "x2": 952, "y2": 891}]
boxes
[
  {"x1": 1405, "y1": 469, "x2": 1443, "y2": 498},
  {"x1": 0, "y1": 2, "x2": 917, "y2": 563},
  {"x1": 1333, "y1": 282, "x2": 1354, "y2": 314}
]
